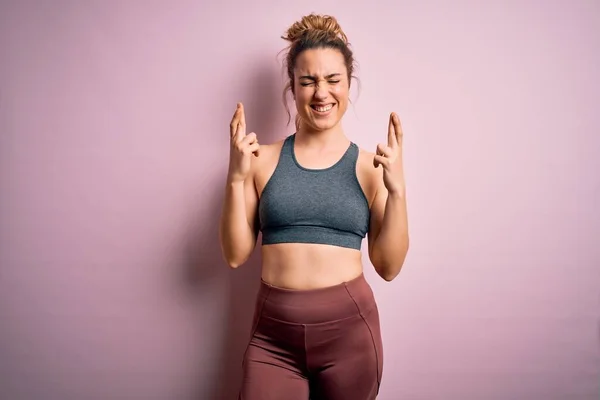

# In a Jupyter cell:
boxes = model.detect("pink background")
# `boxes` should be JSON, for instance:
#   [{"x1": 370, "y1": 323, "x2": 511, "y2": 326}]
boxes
[{"x1": 1, "y1": 1, "x2": 599, "y2": 399}]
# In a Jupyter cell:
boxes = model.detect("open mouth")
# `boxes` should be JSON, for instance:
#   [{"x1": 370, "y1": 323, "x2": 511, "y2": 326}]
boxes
[{"x1": 310, "y1": 103, "x2": 335, "y2": 115}]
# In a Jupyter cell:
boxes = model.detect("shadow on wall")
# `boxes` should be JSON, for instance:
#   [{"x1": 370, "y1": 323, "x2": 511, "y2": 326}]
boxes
[{"x1": 184, "y1": 59, "x2": 289, "y2": 400}]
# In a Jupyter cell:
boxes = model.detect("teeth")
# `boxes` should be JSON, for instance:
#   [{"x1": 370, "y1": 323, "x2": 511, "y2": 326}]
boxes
[{"x1": 314, "y1": 104, "x2": 333, "y2": 112}]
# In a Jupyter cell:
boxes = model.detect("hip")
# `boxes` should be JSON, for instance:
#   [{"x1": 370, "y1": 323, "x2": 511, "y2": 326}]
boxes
[{"x1": 254, "y1": 272, "x2": 377, "y2": 325}]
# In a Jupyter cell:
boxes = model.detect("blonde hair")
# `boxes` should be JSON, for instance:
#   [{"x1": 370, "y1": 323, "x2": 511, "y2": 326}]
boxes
[{"x1": 280, "y1": 14, "x2": 356, "y2": 130}]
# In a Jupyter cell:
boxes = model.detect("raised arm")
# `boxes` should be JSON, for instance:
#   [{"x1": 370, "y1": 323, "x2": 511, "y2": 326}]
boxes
[
  {"x1": 367, "y1": 112, "x2": 410, "y2": 281},
  {"x1": 218, "y1": 103, "x2": 261, "y2": 268}
]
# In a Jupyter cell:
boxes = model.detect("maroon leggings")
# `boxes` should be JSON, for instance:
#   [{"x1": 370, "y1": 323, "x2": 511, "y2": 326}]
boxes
[{"x1": 238, "y1": 273, "x2": 383, "y2": 400}]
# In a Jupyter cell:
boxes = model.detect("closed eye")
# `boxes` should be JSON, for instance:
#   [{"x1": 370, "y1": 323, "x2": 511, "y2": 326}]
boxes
[{"x1": 300, "y1": 80, "x2": 340, "y2": 87}]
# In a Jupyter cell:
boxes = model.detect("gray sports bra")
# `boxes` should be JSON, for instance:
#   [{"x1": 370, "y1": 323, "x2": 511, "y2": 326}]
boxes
[{"x1": 258, "y1": 133, "x2": 370, "y2": 250}]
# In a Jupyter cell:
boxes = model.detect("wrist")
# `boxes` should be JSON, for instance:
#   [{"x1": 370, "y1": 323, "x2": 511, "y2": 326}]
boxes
[
  {"x1": 387, "y1": 186, "x2": 406, "y2": 200},
  {"x1": 226, "y1": 175, "x2": 246, "y2": 187}
]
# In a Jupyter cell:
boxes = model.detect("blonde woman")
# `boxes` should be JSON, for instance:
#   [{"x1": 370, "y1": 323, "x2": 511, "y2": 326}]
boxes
[{"x1": 219, "y1": 13, "x2": 409, "y2": 400}]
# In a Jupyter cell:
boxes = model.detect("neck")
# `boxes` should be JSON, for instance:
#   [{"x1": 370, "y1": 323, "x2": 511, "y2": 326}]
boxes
[{"x1": 295, "y1": 122, "x2": 347, "y2": 148}]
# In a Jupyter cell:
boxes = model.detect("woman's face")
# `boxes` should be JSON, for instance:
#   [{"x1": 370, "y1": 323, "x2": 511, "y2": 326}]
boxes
[{"x1": 293, "y1": 48, "x2": 350, "y2": 133}]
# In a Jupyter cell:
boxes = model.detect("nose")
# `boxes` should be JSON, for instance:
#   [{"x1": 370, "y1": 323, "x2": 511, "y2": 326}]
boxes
[{"x1": 314, "y1": 81, "x2": 328, "y2": 100}]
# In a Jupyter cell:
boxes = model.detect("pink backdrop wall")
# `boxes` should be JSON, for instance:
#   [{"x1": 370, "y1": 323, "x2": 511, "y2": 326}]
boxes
[{"x1": 1, "y1": 1, "x2": 598, "y2": 399}]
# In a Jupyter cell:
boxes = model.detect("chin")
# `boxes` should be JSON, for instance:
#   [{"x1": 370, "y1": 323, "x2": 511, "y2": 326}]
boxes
[
  {"x1": 315, "y1": 120, "x2": 339, "y2": 131},
  {"x1": 301, "y1": 107, "x2": 343, "y2": 132},
  {"x1": 301, "y1": 119, "x2": 337, "y2": 133}
]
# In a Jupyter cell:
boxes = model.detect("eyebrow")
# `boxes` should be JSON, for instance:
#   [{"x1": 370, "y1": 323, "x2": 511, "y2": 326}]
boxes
[{"x1": 298, "y1": 73, "x2": 341, "y2": 80}]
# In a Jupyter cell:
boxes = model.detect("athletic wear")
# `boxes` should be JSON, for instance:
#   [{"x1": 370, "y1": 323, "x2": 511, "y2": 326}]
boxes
[
  {"x1": 238, "y1": 273, "x2": 383, "y2": 400},
  {"x1": 258, "y1": 133, "x2": 370, "y2": 250}
]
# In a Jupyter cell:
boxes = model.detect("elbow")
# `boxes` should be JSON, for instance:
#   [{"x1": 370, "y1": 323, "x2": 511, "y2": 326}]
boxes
[
  {"x1": 369, "y1": 237, "x2": 409, "y2": 282},
  {"x1": 218, "y1": 231, "x2": 248, "y2": 269},
  {"x1": 222, "y1": 252, "x2": 239, "y2": 269},
  {"x1": 221, "y1": 250, "x2": 247, "y2": 269},
  {"x1": 218, "y1": 225, "x2": 257, "y2": 269},
  {"x1": 220, "y1": 244, "x2": 252, "y2": 269},
  {"x1": 376, "y1": 265, "x2": 402, "y2": 282},
  {"x1": 218, "y1": 242, "x2": 240, "y2": 269},
  {"x1": 381, "y1": 269, "x2": 400, "y2": 282},
  {"x1": 221, "y1": 254, "x2": 246, "y2": 269},
  {"x1": 226, "y1": 261, "x2": 242, "y2": 269},
  {"x1": 372, "y1": 247, "x2": 409, "y2": 282},
  {"x1": 371, "y1": 257, "x2": 402, "y2": 281}
]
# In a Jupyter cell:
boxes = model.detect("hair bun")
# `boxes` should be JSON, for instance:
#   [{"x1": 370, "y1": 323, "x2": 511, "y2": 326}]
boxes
[{"x1": 282, "y1": 13, "x2": 348, "y2": 44}]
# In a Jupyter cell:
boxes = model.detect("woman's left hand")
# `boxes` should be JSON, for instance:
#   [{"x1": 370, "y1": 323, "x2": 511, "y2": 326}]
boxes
[{"x1": 373, "y1": 112, "x2": 406, "y2": 195}]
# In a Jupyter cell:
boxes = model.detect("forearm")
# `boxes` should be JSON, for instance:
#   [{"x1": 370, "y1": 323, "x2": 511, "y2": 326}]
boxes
[
  {"x1": 371, "y1": 190, "x2": 409, "y2": 280},
  {"x1": 218, "y1": 180, "x2": 256, "y2": 268}
]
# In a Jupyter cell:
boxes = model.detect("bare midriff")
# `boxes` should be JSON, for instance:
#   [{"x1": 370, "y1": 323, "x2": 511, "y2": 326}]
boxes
[{"x1": 260, "y1": 243, "x2": 363, "y2": 290}]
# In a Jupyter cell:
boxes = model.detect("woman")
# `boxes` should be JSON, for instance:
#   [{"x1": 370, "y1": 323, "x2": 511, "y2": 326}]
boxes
[{"x1": 219, "y1": 13, "x2": 409, "y2": 400}]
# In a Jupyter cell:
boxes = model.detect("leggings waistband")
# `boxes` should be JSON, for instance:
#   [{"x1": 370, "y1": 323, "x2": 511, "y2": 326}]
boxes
[{"x1": 257, "y1": 273, "x2": 376, "y2": 324}]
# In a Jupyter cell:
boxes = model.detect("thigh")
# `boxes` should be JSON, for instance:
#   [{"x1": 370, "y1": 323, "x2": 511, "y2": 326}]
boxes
[
  {"x1": 239, "y1": 320, "x2": 310, "y2": 400},
  {"x1": 310, "y1": 306, "x2": 384, "y2": 400},
  {"x1": 239, "y1": 354, "x2": 309, "y2": 400}
]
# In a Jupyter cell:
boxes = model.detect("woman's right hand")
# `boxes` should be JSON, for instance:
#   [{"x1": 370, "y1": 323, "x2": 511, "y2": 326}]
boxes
[{"x1": 228, "y1": 103, "x2": 260, "y2": 183}]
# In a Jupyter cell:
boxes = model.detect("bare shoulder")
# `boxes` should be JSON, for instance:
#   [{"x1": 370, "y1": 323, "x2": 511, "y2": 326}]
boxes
[
  {"x1": 356, "y1": 146, "x2": 384, "y2": 207},
  {"x1": 252, "y1": 138, "x2": 285, "y2": 170}
]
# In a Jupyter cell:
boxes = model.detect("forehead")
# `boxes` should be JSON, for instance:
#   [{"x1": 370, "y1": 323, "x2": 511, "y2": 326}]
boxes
[{"x1": 294, "y1": 48, "x2": 347, "y2": 77}]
